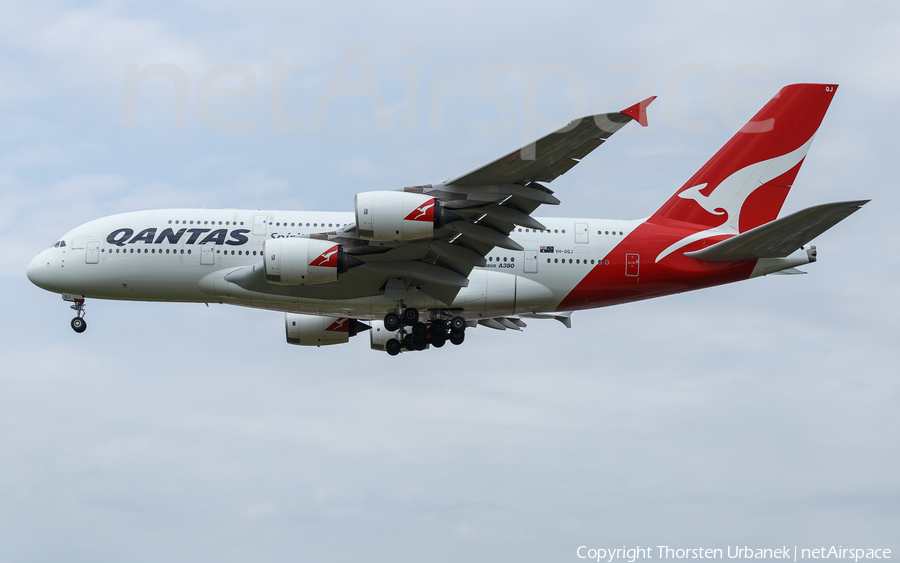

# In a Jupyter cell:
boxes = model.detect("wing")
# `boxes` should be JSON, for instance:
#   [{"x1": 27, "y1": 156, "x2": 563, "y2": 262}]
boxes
[
  {"x1": 447, "y1": 97, "x2": 656, "y2": 186},
  {"x1": 348, "y1": 98, "x2": 656, "y2": 306},
  {"x1": 224, "y1": 99, "x2": 655, "y2": 307}
]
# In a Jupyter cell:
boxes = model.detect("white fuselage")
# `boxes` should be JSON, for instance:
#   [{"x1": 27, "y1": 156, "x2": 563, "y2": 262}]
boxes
[{"x1": 27, "y1": 209, "x2": 640, "y2": 319}]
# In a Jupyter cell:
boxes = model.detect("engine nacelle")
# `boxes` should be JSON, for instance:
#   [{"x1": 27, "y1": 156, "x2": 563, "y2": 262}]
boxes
[
  {"x1": 285, "y1": 314, "x2": 370, "y2": 346},
  {"x1": 355, "y1": 191, "x2": 453, "y2": 241},
  {"x1": 264, "y1": 238, "x2": 349, "y2": 285},
  {"x1": 368, "y1": 320, "x2": 401, "y2": 352}
]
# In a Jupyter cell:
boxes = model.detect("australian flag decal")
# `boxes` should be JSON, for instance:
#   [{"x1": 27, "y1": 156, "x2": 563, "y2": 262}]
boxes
[{"x1": 540, "y1": 246, "x2": 554, "y2": 253}]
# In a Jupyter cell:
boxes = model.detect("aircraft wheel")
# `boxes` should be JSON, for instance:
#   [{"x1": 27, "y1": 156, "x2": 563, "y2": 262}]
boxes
[
  {"x1": 449, "y1": 331, "x2": 465, "y2": 346},
  {"x1": 449, "y1": 316, "x2": 466, "y2": 334},
  {"x1": 431, "y1": 335, "x2": 446, "y2": 348},
  {"x1": 401, "y1": 307, "x2": 419, "y2": 326},
  {"x1": 384, "y1": 312, "x2": 401, "y2": 331},
  {"x1": 386, "y1": 339, "x2": 402, "y2": 356},
  {"x1": 403, "y1": 334, "x2": 417, "y2": 350},
  {"x1": 412, "y1": 322, "x2": 428, "y2": 337},
  {"x1": 430, "y1": 319, "x2": 446, "y2": 333},
  {"x1": 414, "y1": 337, "x2": 427, "y2": 351},
  {"x1": 71, "y1": 317, "x2": 87, "y2": 333}
]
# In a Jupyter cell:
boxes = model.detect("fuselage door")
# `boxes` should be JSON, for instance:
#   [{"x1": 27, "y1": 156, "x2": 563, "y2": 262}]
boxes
[
  {"x1": 85, "y1": 241, "x2": 100, "y2": 264},
  {"x1": 575, "y1": 223, "x2": 589, "y2": 244},
  {"x1": 625, "y1": 253, "x2": 640, "y2": 277},
  {"x1": 201, "y1": 242, "x2": 216, "y2": 265},
  {"x1": 524, "y1": 249, "x2": 538, "y2": 274},
  {"x1": 253, "y1": 215, "x2": 267, "y2": 236}
]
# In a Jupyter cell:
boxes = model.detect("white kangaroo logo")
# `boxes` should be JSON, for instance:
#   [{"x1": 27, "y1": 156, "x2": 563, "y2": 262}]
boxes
[
  {"x1": 676, "y1": 135, "x2": 815, "y2": 231},
  {"x1": 407, "y1": 201, "x2": 434, "y2": 221},
  {"x1": 656, "y1": 135, "x2": 815, "y2": 263},
  {"x1": 311, "y1": 247, "x2": 338, "y2": 267},
  {"x1": 327, "y1": 318, "x2": 347, "y2": 331}
]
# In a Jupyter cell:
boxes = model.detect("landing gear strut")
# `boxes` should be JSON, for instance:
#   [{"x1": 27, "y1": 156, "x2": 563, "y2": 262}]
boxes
[{"x1": 70, "y1": 298, "x2": 87, "y2": 333}]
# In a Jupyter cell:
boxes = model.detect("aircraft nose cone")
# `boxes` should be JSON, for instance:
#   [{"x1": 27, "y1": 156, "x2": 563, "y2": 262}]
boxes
[
  {"x1": 27, "y1": 251, "x2": 58, "y2": 291},
  {"x1": 27, "y1": 254, "x2": 38, "y2": 284}
]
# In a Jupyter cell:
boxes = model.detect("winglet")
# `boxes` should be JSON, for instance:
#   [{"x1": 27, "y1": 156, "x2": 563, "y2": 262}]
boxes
[{"x1": 620, "y1": 96, "x2": 656, "y2": 127}]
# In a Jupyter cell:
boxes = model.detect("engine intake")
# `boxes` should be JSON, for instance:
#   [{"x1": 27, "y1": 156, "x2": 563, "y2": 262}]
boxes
[
  {"x1": 355, "y1": 191, "x2": 457, "y2": 241},
  {"x1": 264, "y1": 238, "x2": 359, "y2": 285}
]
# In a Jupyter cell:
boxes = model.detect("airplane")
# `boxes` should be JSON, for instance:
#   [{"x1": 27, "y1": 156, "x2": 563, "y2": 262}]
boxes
[{"x1": 27, "y1": 83, "x2": 867, "y2": 356}]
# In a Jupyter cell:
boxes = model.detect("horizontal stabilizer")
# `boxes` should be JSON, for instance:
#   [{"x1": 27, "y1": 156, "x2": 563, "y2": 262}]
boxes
[{"x1": 686, "y1": 200, "x2": 869, "y2": 262}]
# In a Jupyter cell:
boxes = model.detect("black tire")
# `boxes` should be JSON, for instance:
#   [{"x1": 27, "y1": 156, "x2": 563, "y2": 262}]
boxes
[
  {"x1": 449, "y1": 316, "x2": 466, "y2": 333},
  {"x1": 386, "y1": 339, "x2": 401, "y2": 356},
  {"x1": 430, "y1": 319, "x2": 446, "y2": 333},
  {"x1": 450, "y1": 331, "x2": 465, "y2": 345},
  {"x1": 415, "y1": 337, "x2": 427, "y2": 351},
  {"x1": 384, "y1": 312, "x2": 401, "y2": 332},
  {"x1": 71, "y1": 317, "x2": 87, "y2": 333},
  {"x1": 431, "y1": 336, "x2": 446, "y2": 348},
  {"x1": 403, "y1": 334, "x2": 417, "y2": 350},
  {"x1": 401, "y1": 307, "x2": 419, "y2": 325},
  {"x1": 412, "y1": 322, "x2": 427, "y2": 337}
]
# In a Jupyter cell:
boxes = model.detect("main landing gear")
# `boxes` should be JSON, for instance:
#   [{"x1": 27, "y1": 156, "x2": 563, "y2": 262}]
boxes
[
  {"x1": 70, "y1": 298, "x2": 87, "y2": 333},
  {"x1": 383, "y1": 306, "x2": 467, "y2": 356}
]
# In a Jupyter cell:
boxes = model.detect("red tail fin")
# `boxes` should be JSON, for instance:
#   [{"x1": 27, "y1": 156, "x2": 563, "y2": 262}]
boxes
[{"x1": 651, "y1": 83, "x2": 838, "y2": 233}]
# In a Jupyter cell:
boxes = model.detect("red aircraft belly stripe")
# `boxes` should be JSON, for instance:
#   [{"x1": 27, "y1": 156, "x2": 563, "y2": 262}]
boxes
[{"x1": 557, "y1": 222, "x2": 756, "y2": 311}]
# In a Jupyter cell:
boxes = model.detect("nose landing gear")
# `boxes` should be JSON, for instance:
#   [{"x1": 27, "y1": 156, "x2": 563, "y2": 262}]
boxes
[{"x1": 70, "y1": 298, "x2": 87, "y2": 333}]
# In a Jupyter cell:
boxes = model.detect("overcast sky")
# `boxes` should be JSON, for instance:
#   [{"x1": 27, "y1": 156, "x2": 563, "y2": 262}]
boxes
[{"x1": 1, "y1": 1, "x2": 898, "y2": 562}]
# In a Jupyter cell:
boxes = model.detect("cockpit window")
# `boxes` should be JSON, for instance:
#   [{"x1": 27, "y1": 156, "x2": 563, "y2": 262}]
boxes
[{"x1": 52, "y1": 241, "x2": 66, "y2": 248}]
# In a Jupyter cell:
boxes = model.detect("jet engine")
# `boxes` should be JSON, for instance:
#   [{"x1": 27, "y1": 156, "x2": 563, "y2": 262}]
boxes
[
  {"x1": 368, "y1": 320, "x2": 401, "y2": 351},
  {"x1": 264, "y1": 238, "x2": 357, "y2": 285},
  {"x1": 285, "y1": 313, "x2": 370, "y2": 346},
  {"x1": 354, "y1": 191, "x2": 457, "y2": 241}
]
